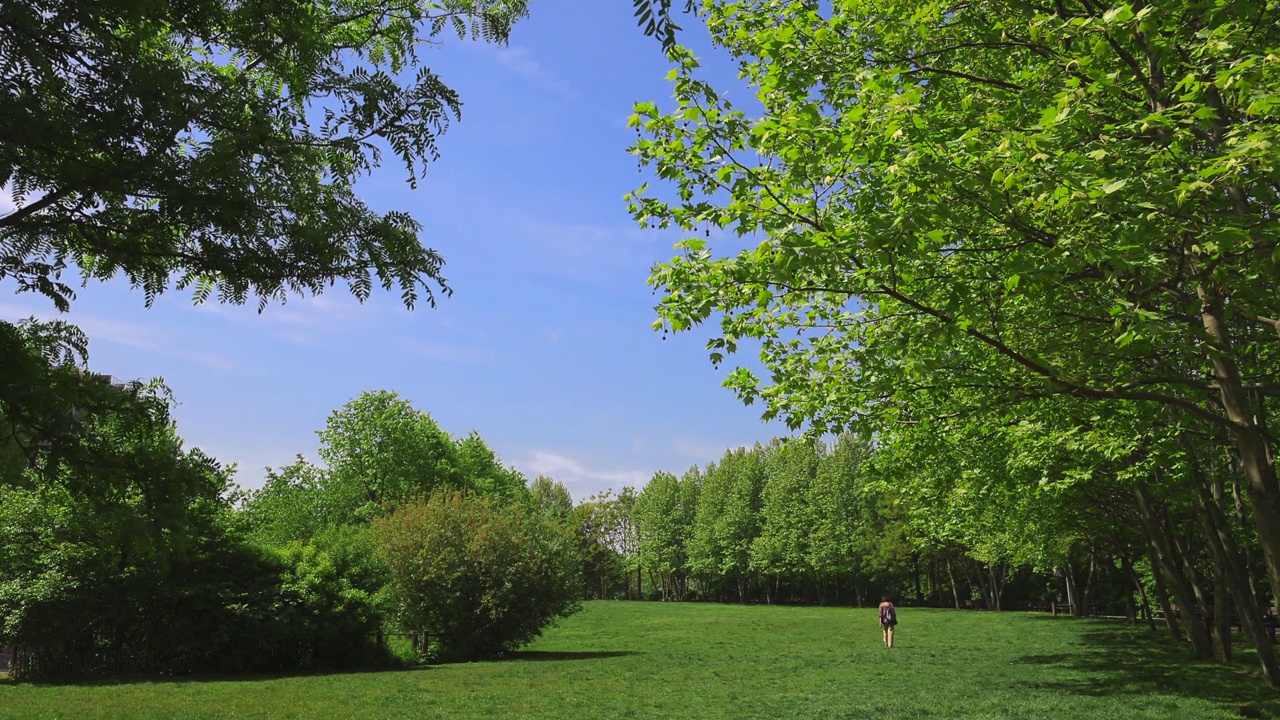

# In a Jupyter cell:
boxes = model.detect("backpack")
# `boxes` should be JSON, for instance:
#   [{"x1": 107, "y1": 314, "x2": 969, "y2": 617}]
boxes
[{"x1": 881, "y1": 604, "x2": 896, "y2": 624}]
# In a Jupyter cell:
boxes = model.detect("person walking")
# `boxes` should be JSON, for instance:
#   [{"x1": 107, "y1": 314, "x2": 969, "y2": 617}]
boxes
[{"x1": 879, "y1": 597, "x2": 898, "y2": 648}]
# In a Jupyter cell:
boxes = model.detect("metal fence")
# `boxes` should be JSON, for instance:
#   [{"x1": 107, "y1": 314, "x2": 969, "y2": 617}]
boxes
[{"x1": 7, "y1": 639, "x2": 146, "y2": 680}]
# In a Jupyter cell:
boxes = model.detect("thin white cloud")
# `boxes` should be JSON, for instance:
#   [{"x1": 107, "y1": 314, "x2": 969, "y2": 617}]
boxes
[
  {"x1": 196, "y1": 293, "x2": 376, "y2": 346},
  {"x1": 494, "y1": 46, "x2": 573, "y2": 98},
  {"x1": 75, "y1": 315, "x2": 241, "y2": 372},
  {"x1": 0, "y1": 302, "x2": 240, "y2": 373},
  {"x1": 514, "y1": 449, "x2": 652, "y2": 499}
]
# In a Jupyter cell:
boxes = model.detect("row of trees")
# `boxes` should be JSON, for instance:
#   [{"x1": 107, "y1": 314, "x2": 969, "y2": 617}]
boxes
[
  {"x1": 573, "y1": 436, "x2": 1157, "y2": 613},
  {"x1": 573, "y1": 429, "x2": 1276, "y2": 683},
  {"x1": 626, "y1": 0, "x2": 1280, "y2": 687}
]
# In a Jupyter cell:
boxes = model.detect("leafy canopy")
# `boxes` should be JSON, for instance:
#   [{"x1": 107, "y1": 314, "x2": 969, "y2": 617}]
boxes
[{"x1": 0, "y1": 0, "x2": 528, "y2": 311}]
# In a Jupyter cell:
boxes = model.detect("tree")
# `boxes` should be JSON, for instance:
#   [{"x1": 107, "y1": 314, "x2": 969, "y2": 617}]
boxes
[
  {"x1": 241, "y1": 457, "x2": 327, "y2": 545},
  {"x1": 456, "y1": 431, "x2": 528, "y2": 498},
  {"x1": 315, "y1": 389, "x2": 464, "y2": 522},
  {"x1": 0, "y1": 318, "x2": 120, "y2": 494},
  {"x1": 529, "y1": 474, "x2": 574, "y2": 519},
  {"x1": 569, "y1": 496, "x2": 627, "y2": 600},
  {"x1": 634, "y1": 470, "x2": 695, "y2": 600},
  {"x1": 374, "y1": 491, "x2": 581, "y2": 659},
  {"x1": 243, "y1": 390, "x2": 525, "y2": 541},
  {"x1": 1, "y1": 0, "x2": 528, "y2": 311},
  {"x1": 629, "y1": 0, "x2": 1280, "y2": 671},
  {"x1": 688, "y1": 446, "x2": 765, "y2": 601},
  {"x1": 751, "y1": 439, "x2": 818, "y2": 602},
  {"x1": 807, "y1": 436, "x2": 869, "y2": 605}
]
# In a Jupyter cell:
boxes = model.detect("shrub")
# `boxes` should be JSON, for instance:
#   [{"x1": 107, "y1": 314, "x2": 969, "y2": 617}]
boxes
[
  {"x1": 0, "y1": 494, "x2": 387, "y2": 678},
  {"x1": 374, "y1": 491, "x2": 581, "y2": 660}
]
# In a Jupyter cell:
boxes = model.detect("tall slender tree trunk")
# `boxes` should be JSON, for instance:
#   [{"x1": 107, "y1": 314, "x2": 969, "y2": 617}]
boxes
[
  {"x1": 1164, "y1": 506, "x2": 1215, "y2": 644},
  {"x1": 965, "y1": 560, "x2": 990, "y2": 609},
  {"x1": 1232, "y1": 479, "x2": 1269, "y2": 611},
  {"x1": 1144, "y1": 532, "x2": 1183, "y2": 642},
  {"x1": 946, "y1": 557, "x2": 962, "y2": 610},
  {"x1": 1124, "y1": 584, "x2": 1137, "y2": 625},
  {"x1": 1122, "y1": 552, "x2": 1157, "y2": 631},
  {"x1": 1193, "y1": 472, "x2": 1280, "y2": 686},
  {"x1": 914, "y1": 554, "x2": 924, "y2": 605},
  {"x1": 1212, "y1": 561, "x2": 1233, "y2": 663},
  {"x1": 1079, "y1": 554, "x2": 1097, "y2": 618},
  {"x1": 1064, "y1": 564, "x2": 1078, "y2": 617},
  {"x1": 987, "y1": 563, "x2": 1004, "y2": 612},
  {"x1": 1136, "y1": 486, "x2": 1215, "y2": 659},
  {"x1": 1199, "y1": 293, "x2": 1280, "y2": 611}
]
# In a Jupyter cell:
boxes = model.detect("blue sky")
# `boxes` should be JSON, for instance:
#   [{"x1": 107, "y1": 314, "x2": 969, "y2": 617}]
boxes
[{"x1": 0, "y1": 3, "x2": 785, "y2": 501}]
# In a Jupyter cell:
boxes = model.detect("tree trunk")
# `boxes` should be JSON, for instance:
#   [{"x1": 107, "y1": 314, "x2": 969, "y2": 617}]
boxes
[
  {"x1": 1232, "y1": 478, "x2": 1269, "y2": 612},
  {"x1": 1124, "y1": 574, "x2": 1137, "y2": 626},
  {"x1": 1199, "y1": 292, "x2": 1280, "y2": 612},
  {"x1": 987, "y1": 563, "x2": 1004, "y2": 612},
  {"x1": 1213, "y1": 560, "x2": 1233, "y2": 663},
  {"x1": 1143, "y1": 530, "x2": 1183, "y2": 642},
  {"x1": 1136, "y1": 486, "x2": 1215, "y2": 659},
  {"x1": 946, "y1": 557, "x2": 962, "y2": 610},
  {"x1": 1064, "y1": 563, "x2": 1078, "y2": 618},
  {"x1": 914, "y1": 554, "x2": 924, "y2": 605},
  {"x1": 1144, "y1": 533, "x2": 1183, "y2": 643},
  {"x1": 1122, "y1": 552, "x2": 1156, "y2": 631},
  {"x1": 1194, "y1": 472, "x2": 1280, "y2": 686},
  {"x1": 1079, "y1": 554, "x2": 1097, "y2": 618},
  {"x1": 1164, "y1": 507, "x2": 1215, "y2": 644},
  {"x1": 965, "y1": 560, "x2": 990, "y2": 610}
]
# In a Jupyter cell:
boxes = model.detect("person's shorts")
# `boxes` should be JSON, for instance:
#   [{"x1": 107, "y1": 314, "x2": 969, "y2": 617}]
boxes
[{"x1": 881, "y1": 621, "x2": 897, "y2": 628}]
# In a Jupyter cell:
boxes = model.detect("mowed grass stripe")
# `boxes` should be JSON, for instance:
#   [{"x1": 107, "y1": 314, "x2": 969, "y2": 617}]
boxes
[{"x1": 2, "y1": 601, "x2": 1276, "y2": 719}]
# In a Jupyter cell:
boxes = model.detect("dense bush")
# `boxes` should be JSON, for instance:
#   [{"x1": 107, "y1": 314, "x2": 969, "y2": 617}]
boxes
[
  {"x1": 0, "y1": 368, "x2": 387, "y2": 679},
  {"x1": 375, "y1": 491, "x2": 581, "y2": 660},
  {"x1": 0, "y1": 487, "x2": 387, "y2": 678}
]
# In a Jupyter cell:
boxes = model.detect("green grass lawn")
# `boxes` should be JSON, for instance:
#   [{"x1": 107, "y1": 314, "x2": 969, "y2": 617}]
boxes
[{"x1": 3, "y1": 601, "x2": 1277, "y2": 719}]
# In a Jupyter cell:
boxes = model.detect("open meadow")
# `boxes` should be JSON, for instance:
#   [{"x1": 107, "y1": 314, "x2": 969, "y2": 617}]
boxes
[{"x1": 2, "y1": 601, "x2": 1277, "y2": 720}]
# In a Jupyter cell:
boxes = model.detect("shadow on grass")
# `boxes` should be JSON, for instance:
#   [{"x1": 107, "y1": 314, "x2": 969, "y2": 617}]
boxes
[
  {"x1": 0, "y1": 662, "x2": 435, "y2": 688},
  {"x1": 1016, "y1": 618, "x2": 1280, "y2": 718},
  {"x1": 500, "y1": 650, "x2": 638, "y2": 662},
  {"x1": 1, "y1": 651, "x2": 641, "y2": 686}
]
